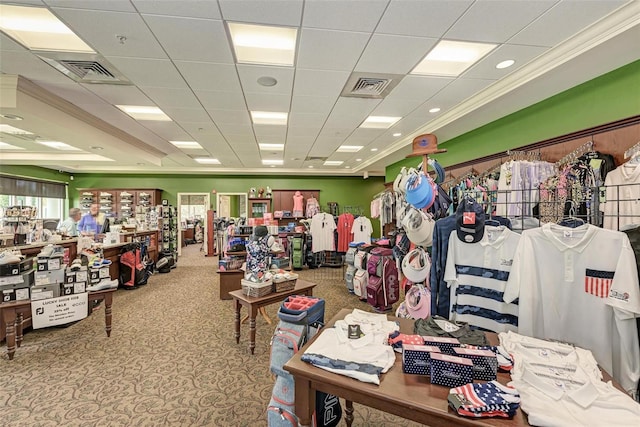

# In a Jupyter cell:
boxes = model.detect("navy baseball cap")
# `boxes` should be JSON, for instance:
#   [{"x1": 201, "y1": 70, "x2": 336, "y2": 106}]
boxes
[{"x1": 456, "y1": 198, "x2": 485, "y2": 243}]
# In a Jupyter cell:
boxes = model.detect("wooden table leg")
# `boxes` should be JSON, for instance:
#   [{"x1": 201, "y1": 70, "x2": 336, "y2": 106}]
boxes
[
  {"x1": 104, "y1": 293, "x2": 113, "y2": 337},
  {"x1": 345, "y1": 400, "x2": 354, "y2": 427},
  {"x1": 234, "y1": 299, "x2": 241, "y2": 344},
  {"x1": 294, "y1": 376, "x2": 314, "y2": 427},
  {"x1": 3, "y1": 308, "x2": 17, "y2": 360},
  {"x1": 249, "y1": 306, "x2": 258, "y2": 355},
  {"x1": 16, "y1": 312, "x2": 24, "y2": 348}
]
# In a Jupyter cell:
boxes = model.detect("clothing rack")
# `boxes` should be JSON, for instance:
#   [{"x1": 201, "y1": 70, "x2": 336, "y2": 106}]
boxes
[
  {"x1": 557, "y1": 140, "x2": 594, "y2": 166},
  {"x1": 505, "y1": 149, "x2": 541, "y2": 161},
  {"x1": 342, "y1": 206, "x2": 364, "y2": 216}
]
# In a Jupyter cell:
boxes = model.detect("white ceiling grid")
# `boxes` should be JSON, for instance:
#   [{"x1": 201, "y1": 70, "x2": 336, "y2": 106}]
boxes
[{"x1": 0, "y1": 0, "x2": 636, "y2": 175}]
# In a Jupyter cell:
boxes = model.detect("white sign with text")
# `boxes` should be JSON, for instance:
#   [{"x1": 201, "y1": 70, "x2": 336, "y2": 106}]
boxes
[{"x1": 31, "y1": 293, "x2": 89, "y2": 329}]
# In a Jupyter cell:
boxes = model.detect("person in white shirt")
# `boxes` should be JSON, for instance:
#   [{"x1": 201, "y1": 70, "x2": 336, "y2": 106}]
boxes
[{"x1": 57, "y1": 208, "x2": 82, "y2": 237}]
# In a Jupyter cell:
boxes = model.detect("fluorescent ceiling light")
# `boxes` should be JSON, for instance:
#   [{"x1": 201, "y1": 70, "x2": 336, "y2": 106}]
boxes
[
  {"x1": 323, "y1": 160, "x2": 344, "y2": 166},
  {"x1": 194, "y1": 158, "x2": 221, "y2": 164},
  {"x1": 0, "y1": 5, "x2": 95, "y2": 53},
  {"x1": 393, "y1": 133, "x2": 402, "y2": 137},
  {"x1": 116, "y1": 105, "x2": 172, "y2": 121},
  {"x1": 228, "y1": 22, "x2": 297, "y2": 66},
  {"x1": 0, "y1": 141, "x2": 24, "y2": 150},
  {"x1": 496, "y1": 59, "x2": 515, "y2": 69},
  {"x1": 0, "y1": 124, "x2": 33, "y2": 135},
  {"x1": 36, "y1": 140, "x2": 80, "y2": 151},
  {"x1": 251, "y1": 111, "x2": 288, "y2": 125},
  {"x1": 170, "y1": 141, "x2": 203, "y2": 149},
  {"x1": 262, "y1": 159, "x2": 283, "y2": 165},
  {"x1": 429, "y1": 107, "x2": 441, "y2": 113},
  {"x1": 259, "y1": 143, "x2": 284, "y2": 151},
  {"x1": 336, "y1": 145, "x2": 363, "y2": 153},
  {"x1": 411, "y1": 40, "x2": 497, "y2": 77},
  {"x1": 360, "y1": 116, "x2": 401, "y2": 129}
]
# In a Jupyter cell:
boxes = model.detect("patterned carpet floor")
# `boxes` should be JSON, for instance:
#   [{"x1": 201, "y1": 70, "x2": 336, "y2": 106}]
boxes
[{"x1": 1, "y1": 245, "x2": 423, "y2": 426}]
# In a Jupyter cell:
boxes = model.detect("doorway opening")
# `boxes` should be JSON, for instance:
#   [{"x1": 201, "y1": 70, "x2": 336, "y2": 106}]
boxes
[{"x1": 177, "y1": 192, "x2": 211, "y2": 257}]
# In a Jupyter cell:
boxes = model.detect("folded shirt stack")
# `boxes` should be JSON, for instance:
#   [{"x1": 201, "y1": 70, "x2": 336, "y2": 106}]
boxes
[{"x1": 448, "y1": 381, "x2": 521, "y2": 418}]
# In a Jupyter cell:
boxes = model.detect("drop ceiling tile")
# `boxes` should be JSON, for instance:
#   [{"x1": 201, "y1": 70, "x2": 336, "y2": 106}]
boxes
[
  {"x1": 293, "y1": 69, "x2": 351, "y2": 98},
  {"x1": 216, "y1": 123, "x2": 253, "y2": 135},
  {"x1": 207, "y1": 109, "x2": 251, "y2": 125},
  {"x1": 244, "y1": 92, "x2": 291, "y2": 112},
  {"x1": 174, "y1": 61, "x2": 241, "y2": 91},
  {"x1": 132, "y1": 0, "x2": 221, "y2": 18},
  {"x1": 81, "y1": 83, "x2": 150, "y2": 105},
  {"x1": 137, "y1": 120, "x2": 184, "y2": 137},
  {"x1": 463, "y1": 44, "x2": 550, "y2": 80},
  {"x1": 195, "y1": 90, "x2": 246, "y2": 111},
  {"x1": 386, "y1": 75, "x2": 453, "y2": 100},
  {"x1": 355, "y1": 34, "x2": 437, "y2": 74},
  {"x1": 143, "y1": 15, "x2": 233, "y2": 63},
  {"x1": 253, "y1": 124, "x2": 287, "y2": 139},
  {"x1": 445, "y1": 0, "x2": 556, "y2": 43},
  {"x1": 297, "y1": 28, "x2": 370, "y2": 71},
  {"x1": 0, "y1": 52, "x2": 74, "y2": 84},
  {"x1": 104, "y1": 57, "x2": 188, "y2": 88},
  {"x1": 370, "y1": 96, "x2": 427, "y2": 117},
  {"x1": 377, "y1": 0, "x2": 473, "y2": 38},
  {"x1": 50, "y1": 8, "x2": 167, "y2": 59},
  {"x1": 302, "y1": 0, "x2": 387, "y2": 32},
  {"x1": 45, "y1": 0, "x2": 135, "y2": 11},
  {"x1": 141, "y1": 87, "x2": 203, "y2": 110},
  {"x1": 219, "y1": 0, "x2": 303, "y2": 26},
  {"x1": 413, "y1": 78, "x2": 496, "y2": 114},
  {"x1": 163, "y1": 107, "x2": 211, "y2": 123},
  {"x1": 324, "y1": 97, "x2": 380, "y2": 128},
  {"x1": 509, "y1": 0, "x2": 629, "y2": 47},
  {"x1": 291, "y1": 95, "x2": 336, "y2": 115},
  {"x1": 178, "y1": 122, "x2": 224, "y2": 137},
  {"x1": 0, "y1": 33, "x2": 29, "y2": 52},
  {"x1": 237, "y1": 64, "x2": 294, "y2": 95},
  {"x1": 288, "y1": 112, "x2": 328, "y2": 129}
]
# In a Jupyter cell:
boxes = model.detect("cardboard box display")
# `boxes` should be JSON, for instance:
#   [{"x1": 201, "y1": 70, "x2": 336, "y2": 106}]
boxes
[
  {"x1": 35, "y1": 268, "x2": 66, "y2": 286},
  {"x1": 65, "y1": 267, "x2": 88, "y2": 284},
  {"x1": 453, "y1": 348, "x2": 498, "y2": 381},
  {"x1": 0, "y1": 258, "x2": 33, "y2": 276},
  {"x1": 89, "y1": 267, "x2": 110, "y2": 282},
  {"x1": 36, "y1": 256, "x2": 64, "y2": 271},
  {"x1": 1, "y1": 283, "x2": 30, "y2": 302},
  {"x1": 61, "y1": 282, "x2": 86, "y2": 296},
  {"x1": 31, "y1": 283, "x2": 61, "y2": 300},
  {"x1": 0, "y1": 269, "x2": 34, "y2": 287},
  {"x1": 422, "y1": 336, "x2": 461, "y2": 354},
  {"x1": 402, "y1": 345, "x2": 441, "y2": 375},
  {"x1": 430, "y1": 353, "x2": 473, "y2": 388}
]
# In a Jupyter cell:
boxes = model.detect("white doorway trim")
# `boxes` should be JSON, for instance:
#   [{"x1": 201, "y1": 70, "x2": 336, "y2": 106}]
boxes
[{"x1": 177, "y1": 192, "x2": 211, "y2": 257}]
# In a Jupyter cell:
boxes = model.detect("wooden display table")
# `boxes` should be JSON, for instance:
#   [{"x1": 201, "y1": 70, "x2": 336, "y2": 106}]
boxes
[
  {"x1": 1, "y1": 288, "x2": 116, "y2": 360},
  {"x1": 229, "y1": 279, "x2": 316, "y2": 355},
  {"x1": 218, "y1": 270, "x2": 244, "y2": 300}
]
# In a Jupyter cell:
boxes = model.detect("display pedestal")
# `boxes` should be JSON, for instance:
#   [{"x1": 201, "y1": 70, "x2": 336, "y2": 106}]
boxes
[{"x1": 219, "y1": 270, "x2": 243, "y2": 300}]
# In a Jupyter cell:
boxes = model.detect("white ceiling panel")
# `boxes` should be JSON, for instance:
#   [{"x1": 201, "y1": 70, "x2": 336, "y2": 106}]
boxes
[
  {"x1": 324, "y1": 97, "x2": 381, "y2": 128},
  {"x1": 81, "y1": 83, "x2": 150, "y2": 105},
  {"x1": 218, "y1": 0, "x2": 303, "y2": 26},
  {"x1": 302, "y1": 0, "x2": 388, "y2": 32},
  {"x1": 253, "y1": 125, "x2": 287, "y2": 139},
  {"x1": 244, "y1": 92, "x2": 291, "y2": 112},
  {"x1": 163, "y1": 107, "x2": 212, "y2": 123},
  {"x1": 445, "y1": 0, "x2": 556, "y2": 44},
  {"x1": 376, "y1": 0, "x2": 473, "y2": 38},
  {"x1": 355, "y1": 34, "x2": 437, "y2": 74},
  {"x1": 141, "y1": 87, "x2": 203, "y2": 110},
  {"x1": 195, "y1": 90, "x2": 246, "y2": 111},
  {"x1": 138, "y1": 120, "x2": 189, "y2": 139},
  {"x1": 288, "y1": 112, "x2": 327, "y2": 129},
  {"x1": 143, "y1": 15, "x2": 233, "y2": 63},
  {"x1": 463, "y1": 44, "x2": 550, "y2": 80},
  {"x1": 215, "y1": 123, "x2": 253, "y2": 136},
  {"x1": 237, "y1": 64, "x2": 294, "y2": 95},
  {"x1": 370, "y1": 95, "x2": 428, "y2": 117},
  {"x1": 131, "y1": 0, "x2": 221, "y2": 19},
  {"x1": 386, "y1": 75, "x2": 453, "y2": 100},
  {"x1": 293, "y1": 69, "x2": 351, "y2": 98},
  {"x1": 0, "y1": 51, "x2": 72, "y2": 84},
  {"x1": 174, "y1": 61, "x2": 241, "y2": 91},
  {"x1": 39, "y1": 82, "x2": 103, "y2": 106},
  {"x1": 44, "y1": 0, "x2": 135, "y2": 12},
  {"x1": 0, "y1": 32, "x2": 30, "y2": 52},
  {"x1": 206, "y1": 109, "x2": 251, "y2": 125},
  {"x1": 291, "y1": 95, "x2": 336, "y2": 115},
  {"x1": 50, "y1": 8, "x2": 167, "y2": 59},
  {"x1": 104, "y1": 57, "x2": 188, "y2": 88},
  {"x1": 297, "y1": 28, "x2": 370, "y2": 71}
]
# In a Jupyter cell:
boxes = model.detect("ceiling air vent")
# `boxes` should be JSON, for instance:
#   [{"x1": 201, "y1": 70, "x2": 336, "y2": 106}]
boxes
[
  {"x1": 341, "y1": 73, "x2": 405, "y2": 99},
  {"x1": 35, "y1": 52, "x2": 132, "y2": 85},
  {"x1": 305, "y1": 156, "x2": 328, "y2": 162}
]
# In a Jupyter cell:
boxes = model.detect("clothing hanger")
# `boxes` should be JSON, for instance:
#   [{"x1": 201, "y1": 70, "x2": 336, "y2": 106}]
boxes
[{"x1": 557, "y1": 201, "x2": 585, "y2": 228}]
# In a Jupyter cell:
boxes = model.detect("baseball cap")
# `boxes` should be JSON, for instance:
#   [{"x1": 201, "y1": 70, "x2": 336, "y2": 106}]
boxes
[
  {"x1": 252, "y1": 225, "x2": 268, "y2": 241},
  {"x1": 456, "y1": 198, "x2": 485, "y2": 243},
  {"x1": 401, "y1": 208, "x2": 435, "y2": 247}
]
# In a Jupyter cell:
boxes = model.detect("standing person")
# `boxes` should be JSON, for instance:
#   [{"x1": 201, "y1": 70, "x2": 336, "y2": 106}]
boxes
[
  {"x1": 78, "y1": 203, "x2": 104, "y2": 235},
  {"x1": 57, "y1": 207, "x2": 82, "y2": 236}
]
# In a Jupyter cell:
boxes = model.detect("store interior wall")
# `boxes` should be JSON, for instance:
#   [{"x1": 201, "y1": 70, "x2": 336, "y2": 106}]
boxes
[{"x1": 386, "y1": 59, "x2": 640, "y2": 181}]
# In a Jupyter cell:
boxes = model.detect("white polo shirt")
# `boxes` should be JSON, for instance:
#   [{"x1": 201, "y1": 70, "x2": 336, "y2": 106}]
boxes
[
  {"x1": 310, "y1": 212, "x2": 336, "y2": 252},
  {"x1": 601, "y1": 163, "x2": 640, "y2": 231},
  {"x1": 444, "y1": 226, "x2": 520, "y2": 333},
  {"x1": 504, "y1": 223, "x2": 640, "y2": 394},
  {"x1": 351, "y1": 216, "x2": 373, "y2": 243}
]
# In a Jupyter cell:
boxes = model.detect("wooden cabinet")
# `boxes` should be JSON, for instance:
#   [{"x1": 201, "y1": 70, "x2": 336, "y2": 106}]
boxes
[
  {"x1": 77, "y1": 188, "x2": 161, "y2": 219},
  {"x1": 248, "y1": 198, "x2": 271, "y2": 218},
  {"x1": 271, "y1": 190, "x2": 320, "y2": 225}
]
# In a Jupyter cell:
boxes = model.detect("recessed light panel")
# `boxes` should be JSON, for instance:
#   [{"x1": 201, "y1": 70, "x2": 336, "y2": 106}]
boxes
[
  {"x1": 496, "y1": 59, "x2": 515, "y2": 69},
  {"x1": 262, "y1": 159, "x2": 283, "y2": 166},
  {"x1": 36, "y1": 140, "x2": 80, "y2": 151},
  {"x1": 429, "y1": 107, "x2": 441, "y2": 113},
  {"x1": 0, "y1": 141, "x2": 24, "y2": 150},
  {"x1": 251, "y1": 111, "x2": 288, "y2": 125},
  {"x1": 0, "y1": 5, "x2": 95, "y2": 53},
  {"x1": 259, "y1": 143, "x2": 284, "y2": 151},
  {"x1": 0, "y1": 124, "x2": 33, "y2": 135},
  {"x1": 228, "y1": 22, "x2": 297, "y2": 66},
  {"x1": 323, "y1": 160, "x2": 344, "y2": 166},
  {"x1": 393, "y1": 133, "x2": 402, "y2": 137},
  {"x1": 116, "y1": 105, "x2": 172, "y2": 121},
  {"x1": 411, "y1": 40, "x2": 497, "y2": 77},
  {"x1": 170, "y1": 141, "x2": 203, "y2": 149},
  {"x1": 194, "y1": 158, "x2": 221, "y2": 164},
  {"x1": 336, "y1": 145, "x2": 363, "y2": 153},
  {"x1": 360, "y1": 116, "x2": 401, "y2": 129}
]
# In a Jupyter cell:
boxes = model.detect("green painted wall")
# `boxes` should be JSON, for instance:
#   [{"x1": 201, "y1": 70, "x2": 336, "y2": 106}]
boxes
[
  {"x1": 0, "y1": 165, "x2": 72, "y2": 184},
  {"x1": 386, "y1": 59, "x2": 640, "y2": 181}
]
